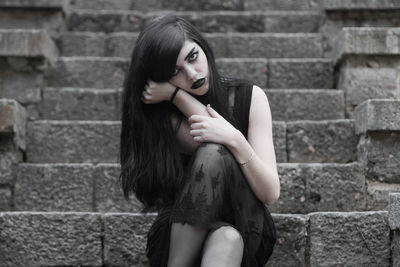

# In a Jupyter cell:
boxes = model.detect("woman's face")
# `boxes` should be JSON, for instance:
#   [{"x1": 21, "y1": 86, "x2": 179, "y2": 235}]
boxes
[{"x1": 168, "y1": 40, "x2": 209, "y2": 96}]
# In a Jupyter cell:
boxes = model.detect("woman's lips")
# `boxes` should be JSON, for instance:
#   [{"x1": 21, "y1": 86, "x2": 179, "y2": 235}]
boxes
[{"x1": 191, "y1": 78, "x2": 206, "y2": 89}]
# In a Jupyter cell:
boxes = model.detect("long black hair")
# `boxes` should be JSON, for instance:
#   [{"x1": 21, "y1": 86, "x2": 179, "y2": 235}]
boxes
[{"x1": 119, "y1": 15, "x2": 234, "y2": 212}]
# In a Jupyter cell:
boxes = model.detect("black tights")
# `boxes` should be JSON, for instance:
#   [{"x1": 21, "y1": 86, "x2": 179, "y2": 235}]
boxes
[
  {"x1": 167, "y1": 143, "x2": 253, "y2": 266},
  {"x1": 167, "y1": 222, "x2": 244, "y2": 267}
]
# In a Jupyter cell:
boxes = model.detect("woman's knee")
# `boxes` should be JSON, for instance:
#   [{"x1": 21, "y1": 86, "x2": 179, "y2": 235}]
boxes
[{"x1": 210, "y1": 226, "x2": 244, "y2": 248}]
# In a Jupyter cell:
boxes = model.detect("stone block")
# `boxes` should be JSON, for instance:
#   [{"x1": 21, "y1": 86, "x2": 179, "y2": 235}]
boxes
[
  {"x1": 103, "y1": 213, "x2": 156, "y2": 266},
  {"x1": 48, "y1": 57, "x2": 128, "y2": 89},
  {"x1": 310, "y1": 211, "x2": 390, "y2": 266},
  {"x1": 358, "y1": 133, "x2": 400, "y2": 183},
  {"x1": 394, "y1": 231, "x2": 400, "y2": 267},
  {"x1": 0, "y1": 138, "x2": 22, "y2": 184},
  {"x1": 67, "y1": 10, "x2": 144, "y2": 33},
  {"x1": 0, "y1": 186, "x2": 12, "y2": 211},
  {"x1": 106, "y1": 32, "x2": 138, "y2": 57},
  {"x1": 337, "y1": 27, "x2": 400, "y2": 57},
  {"x1": 94, "y1": 164, "x2": 143, "y2": 212},
  {"x1": 161, "y1": 0, "x2": 242, "y2": 11},
  {"x1": 366, "y1": 180, "x2": 400, "y2": 210},
  {"x1": 266, "y1": 214, "x2": 308, "y2": 267},
  {"x1": 270, "y1": 163, "x2": 365, "y2": 213},
  {"x1": 268, "y1": 59, "x2": 334, "y2": 89},
  {"x1": 205, "y1": 33, "x2": 229, "y2": 58},
  {"x1": 14, "y1": 164, "x2": 94, "y2": 211},
  {"x1": 272, "y1": 121, "x2": 286, "y2": 163},
  {"x1": 216, "y1": 58, "x2": 267, "y2": 88},
  {"x1": 61, "y1": 32, "x2": 106, "y2": 57},
  {"x1": 338, "y1": 66, "x2": 399, "y2": 115},
  {"x1": 0, "y1": 99, "x2": 27, "y2": 150},
  {"x1": 243, "y1": 0, "x2": 320, "y2": 10},
  {"x1": 266, "y1": 89, "x2": 345, "y2": 121},
  {"x1": 27, "y1": 121, "x2": 120, "y2": 163},
  {"x1": 322, "y1": 0, "x2": 400, "y2": 10},
  {"x1": 269, "y1": 164, "x2": 307, "y2": 213},
  {"x1": 0, "y1": 212, "x2": 102, "y2": 266},
  {"x1": 287, "y1": 120, "x2": 357, "y2": 163},
  {"x1": 389, "y1": 193, "x2": 400, "y2": 230},
  {"x1": 69, "y1": 0, "x2": 133, "y2": 10},
  {"x1": 354, "y1": 99, "x2": 400, "y2": 135},
  {"x1": 0, "y1": 30, "x2": 58, "y2": 60},
  {"x1": 39, "y1": 87, "x2": 119, "y2": 120},
  {"x1": 228, "y1": 33, "x2": 322, "y2": 58},
  {"x1": 0, "y1": 0, "x2": 67, "y2": 9},
  {"x1": 263, "y1": 11, "x2": 321, "y2": 33}
]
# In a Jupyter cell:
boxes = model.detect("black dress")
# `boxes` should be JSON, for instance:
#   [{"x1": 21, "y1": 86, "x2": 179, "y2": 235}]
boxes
[{"x1": 146, "y1": 78, "x2": 277, "y2": 267}]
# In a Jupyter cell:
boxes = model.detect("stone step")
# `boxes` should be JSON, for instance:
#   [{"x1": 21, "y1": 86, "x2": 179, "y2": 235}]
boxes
[
  {"x1": 0, "y1": 211, "x2": 390, "y2": 266},
  {"x1": 67, "y1": 10, "x2": 321, "y2": 33},
  {"x1": 48, "y1": 57, "x2": 334, "y2": 89},
  {"x1": 26, "y1": 119, "x2": 356, "y2": 164},
  {"x1": 11, "y1": 162, "x2": 373, "y2": 214},
  {"x1": 69, "y1": 0, "x2": 320, "y2": 11},
  {"x1": 322, "y1": 0, "x2": 400, "y2": 10},
  {"x1": 61, "y1": 32, "x2": 323, "y2": 58},
  {"x1": 0, "y1": 0, "x2": 67, "y2": 9},
  {"x1": 0, "y1": 29, "x2": 57, "y2": 59},
  {"x1": 37, "y1": 87, "x2": 344, "y2": 121}
]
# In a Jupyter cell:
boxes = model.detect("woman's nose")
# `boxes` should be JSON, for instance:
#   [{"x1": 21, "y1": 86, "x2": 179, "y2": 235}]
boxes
[{"x1": 186, "y1": 66, "x2": 197, "y2": 80}]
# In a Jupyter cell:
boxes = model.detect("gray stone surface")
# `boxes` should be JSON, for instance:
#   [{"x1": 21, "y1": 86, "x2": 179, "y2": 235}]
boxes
[
  {"x1": 0, "y1": 138, "x2": 22, "y2": 185},
  {"x1": 0, "y1": 0, "x2": 67, "y2": 9},
  {"x1": 266, "y1": 214, "x2": 308, "y2": 267},
  {"x1": 26, "y1": 121, "x2": 120, "y2": 163},
  {"x1": 323, "y1": 0, "x2": 400, "y2": 9},
  {"x1": 106, "y1": 32, "x2": 138, "y2": 57},
  {"x1": 389, "y1": 193, "x2": 400, "y2": 230},
  {"x1": 339, "y1": 65, "x2": 399, "y2": 115},
  {"x1": 0, "y1": 9, "x2": 66, "y2": 33},
  {"x1": 358, "y1": 133, "x2": 400, "y2": 183},
  {"x1": 0, "y1": 57, "x2": 44, "y2": 105},
  {"x1": 337, "y1": 27, "x2": 400, "y2": 57},
  {"x1": 0, "y1": 186, "x2": 12, "y2": 211},
  {"x1": 244, "y1": 0, "x2": 320, "y2": 10},
  {"x1": 394, "y1": 231, "x2": 400, "y2": 267},
  {"x1": 287, "y1": 120, "x2": 357, "y2": 163},
  {"x1": 69, "y1": 0, "x2": 133, "y2": 10},
  {"x1": 270, "y1": 163, "x2": 366, "y2": 213},
  {"x1": 227, "y1": 33, "x2": 322, "y2": 58},
  {"x1": 366, "y1": 181, "x2": 400, "y2": 210},
  {"x1": 67, "y1": 10, "x2": 144, "y2": 33},
  {"x1": 0, "y1": 30, "x2": 58, "y2": 59},
  {"x1": 309, "y1": 211, "x2": 390, "y2": 266},
  {"x1": 103, "y1": 213, "x2": 155, "y2": 266},
  {"x1": 94, "y1": 164, "x2": 143, "y2": 212},
  {"x1": 272, "y1": 121, "x2": 286, "y2": 163},
  {"x1": 0, "y1": 212, "x2": 102, "y2": 266},
  {"x1": 216, "y1": 58, "x2": 268, "y2": 87},
  {"x1": 266, "y1": 89, "x2": 345, "y2": 121},
  {"x1": 39, "y1": 87, "x2": 119, "y2": 120},
  {"x1": 14, "y1": 164, "x2": 94, "y2": 211},
  {"x1": 262, "y1": 11, "x2": 321, "y2": 33},
  {"x1": 0, "y1": 99, "x2": 27, "y2": 150},
  {"x1": 268, "y1": 59, "x2": 334, "y2": 89},
  {"x1": 354, "y1": 99, "x2": 400, "y2": 134},
  {"x1": 48, "y1": 57, "x2": 128, "y2": 89},
  {"x1": 61, "y1": 32, "x2": 106, "y2": 57}
]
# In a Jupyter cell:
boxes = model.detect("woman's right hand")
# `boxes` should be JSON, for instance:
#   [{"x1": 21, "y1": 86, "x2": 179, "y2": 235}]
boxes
[{"x1": 141, "y1": 80, "x2": 176, "y2": 104}]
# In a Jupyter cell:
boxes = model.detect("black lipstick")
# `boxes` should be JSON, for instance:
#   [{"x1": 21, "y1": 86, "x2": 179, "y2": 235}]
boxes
[{"x1": 191, "y1": 78, "x2": 205, "y2": 89}]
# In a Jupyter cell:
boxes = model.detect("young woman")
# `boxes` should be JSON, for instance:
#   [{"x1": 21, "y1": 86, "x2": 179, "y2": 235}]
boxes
[{"x1": 119, "y1": 15, "x2": 280, "y2": 267}]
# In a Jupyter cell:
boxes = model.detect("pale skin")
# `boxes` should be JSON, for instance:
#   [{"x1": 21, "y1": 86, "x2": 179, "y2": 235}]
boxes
[{"x1": 142, "y1": 40, "x2": 280, "y2": 206}]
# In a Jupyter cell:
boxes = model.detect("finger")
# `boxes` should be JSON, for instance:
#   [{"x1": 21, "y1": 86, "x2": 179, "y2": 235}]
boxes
[
  {"x1": 190, "y1": 122, "x2": 203, "y2": 129},
  {"x1": 188, "y1": 115, "x2": 207, "y2": 123},
  {"x1": 189, "y1": 129, "x2": 204, "y2": 136},
  {"x1": 193, "y1": 135, "x2": 204, "y2": 142},
  {"x1": 206, "y1": 104, "x2": 221, "y2": 118}
]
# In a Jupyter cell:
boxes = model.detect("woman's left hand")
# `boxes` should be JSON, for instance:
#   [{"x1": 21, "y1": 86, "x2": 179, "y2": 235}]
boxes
[{"x1": 188, "y1": 104, "x2": 241, "y2": 146}]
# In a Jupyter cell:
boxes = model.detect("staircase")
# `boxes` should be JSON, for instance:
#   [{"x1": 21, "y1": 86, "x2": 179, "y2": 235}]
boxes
[{"x1": 0, "y1": 0, "x2": 399, "y2": 266}]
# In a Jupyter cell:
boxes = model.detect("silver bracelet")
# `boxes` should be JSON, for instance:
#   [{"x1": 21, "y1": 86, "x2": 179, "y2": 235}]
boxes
[{"x1": 238, "y1": 152, "x2": 254, "y2": 166}]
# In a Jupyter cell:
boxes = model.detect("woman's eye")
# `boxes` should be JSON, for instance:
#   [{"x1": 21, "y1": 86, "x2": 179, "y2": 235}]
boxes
[{"x1": 188, "y1": 52, "x2": 198, "y2": 62}]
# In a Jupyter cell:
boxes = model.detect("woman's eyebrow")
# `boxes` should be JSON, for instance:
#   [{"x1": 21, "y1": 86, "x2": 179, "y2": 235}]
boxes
[{"x1": 184, "y1": 47, "x2": 196, "y2": 61}]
